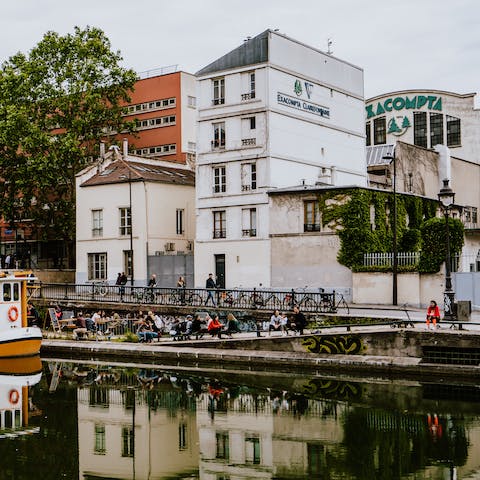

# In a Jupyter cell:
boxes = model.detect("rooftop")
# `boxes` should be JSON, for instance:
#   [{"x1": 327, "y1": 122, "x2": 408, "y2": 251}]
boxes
[{"x1": 81, "y1": 160, "x2": 195, "y2": 188}]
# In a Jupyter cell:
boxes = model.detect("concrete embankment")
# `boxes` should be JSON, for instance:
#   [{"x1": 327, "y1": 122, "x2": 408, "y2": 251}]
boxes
[{"x1": 41, "y1": 327, "x2": 480, "y2": 382}]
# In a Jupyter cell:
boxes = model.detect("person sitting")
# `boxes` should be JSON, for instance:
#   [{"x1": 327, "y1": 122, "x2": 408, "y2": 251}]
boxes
[
  {"x1": 137, "y1": 318, "x2": 158, "y2": 342},
  {"x1": 426, "y1": 300, "x2": 440, "y2": 330},
  {"x1": 73, "y1": 313, "x2": 88, "y2": 340},
  {"x1": 207, "y1": 314, "x2": 224, "y2": 338},
  {"x1": 54, "y1": 305, "x2": 63, "y2": 321},
  {"x1": 269, "y1": 309, "x2": 282, "y2": 335},
  {"x1": 225, "y1": 313, "x2": 241, "y2": 337},
  {"x1": 27, "y1": 302, "x2": 40, "y2": 327},
  {"x1": 280, "y1": 312, "x2": 290, "y2": 335},
  {"x1": 190, "y1": 315, "x2": 208, "y2": 339}
]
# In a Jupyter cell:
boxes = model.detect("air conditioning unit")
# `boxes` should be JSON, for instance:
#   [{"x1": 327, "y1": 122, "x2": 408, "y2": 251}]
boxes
[{"x1": 164, "y1": 242, "x2": 175, "y2": 252}]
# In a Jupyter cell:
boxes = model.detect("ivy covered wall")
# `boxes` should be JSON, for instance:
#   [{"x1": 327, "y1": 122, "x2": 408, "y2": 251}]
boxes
[{"x1": 317, "y1": 188, "x2": 464, "y2": 273}]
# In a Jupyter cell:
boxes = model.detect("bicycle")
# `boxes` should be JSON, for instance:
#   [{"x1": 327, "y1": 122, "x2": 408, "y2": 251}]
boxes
[
  {"x1": 132, "y1": 287, "x2": 156, "y2": 304},
  {"x1": 235, "y1": 290, "x2": 283, "y2": 309},
  {"x1": 283, "y1": 287, "x2": 318, "y2": 311},
  {"x1": 167, "y1": 288, "x2": 203, "y2": 306},
  {"x1": 91, "y1": 281, "x2": 108, "y2": 297}
]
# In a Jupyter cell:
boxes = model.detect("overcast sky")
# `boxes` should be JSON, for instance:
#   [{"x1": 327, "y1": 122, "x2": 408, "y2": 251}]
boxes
[{"x1": 1, "y1": 0, "x2": 478, "y2": 100}]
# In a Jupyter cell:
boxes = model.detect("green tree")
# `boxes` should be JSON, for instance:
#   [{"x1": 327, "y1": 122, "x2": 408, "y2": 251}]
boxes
[
  {"x1": 0, "y1": 26, "x2": 137, "y2": 266},
  {"x1": 401, "y1": 116, "x2": 411, "y2": 129}
]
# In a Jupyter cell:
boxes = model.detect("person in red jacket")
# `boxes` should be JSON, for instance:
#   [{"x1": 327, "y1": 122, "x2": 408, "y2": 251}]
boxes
[
  {"x1": 426, "y1": 300, "x2": 440, "y2": 329},
  {"x1": 207, "y1": 314, "x2": 224, "y2": 338}
]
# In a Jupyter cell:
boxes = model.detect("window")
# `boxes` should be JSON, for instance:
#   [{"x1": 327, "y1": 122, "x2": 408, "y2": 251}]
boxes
[
  {"x1": 365, "y1": 122, "x2": 371, "y2": 146},
  {"x1": 213, "y1": 166, "x2": 226, "y2": 193},
  {"x1": 373, "y1": 117, "x2": 386, "y2": 145},
  {"x1": 179, "y1": 423, "x2": 188, "y2": 451},
  {"x1": 216, "y1": 432, "x2": 229, "y2": 460},
  {"x1": 176, "y1": 209, "x2": 184, "y2": 235},
  {"x1": 430, "y1": 112, "x2": 444, "y2": 146},
  {"x1": 242, "y1": 208, "x2": 257, "y2": 237},
  {"x1": 245, "y1": 436, "x2": 261, "y2": 464},
  {"x1": 249, "y1": 116, "x2": 256, "y2": 130},
  {"x1": 135, "y1": 115, "x2": 175, "y2": 131},
  {"x1": 134, "y1": 144, "x2": 176, "y2": 157},
  {"x1": 241, "y1": 163, "x2": 257, "y2": 191},
  {"x1": 126, "y1": 97, "x2": 176, "y2": 115},
  {"x1": 212, "y1": 122, "x2": 226, "y2": 149},
  {"x1": 414, "y1": 112, "x2": 427, "y2": 148},
  {"x1": 119, "y1": 208, "x2": 131, "y2": 236},
  {"x1": 213, "y1": 78, "x2": 225, "y2": 105},
  {"x1": 94, "y1": 424, "x2": 106, "y2": 454},
  {"x1": 122, "y1": 427, "x2": 134, "y2": 457},
  {"x1": 123, "y1": 250, "x2": 133, "y2": 278},
  {"x1": 447, "y1": 115, "x2": 461, "y2": 146},
  {"x1": 213, "y1": 211, "x2": 226, "y2": 239},
  {"x1": 304, "y1": 201, "x2": 320, "y2": 232},
  {"x1": 187, "y1": 95, "x2": 197, "y2": 108},
  {"x1": 89, "y1": 387, "x2": 109, "y2": 407},
  {"x1": 92, "y1": 209, "x2": 103, "y2": 237},
  {"x1": 88, "y1": 253, "x2": 107, "y2": 280},
  {"x1": 464, "y1": 206, "x2": 478, "y2": 226},
  {"x1": 249, "y1": 72, "x2": 256, "y2": 96}
]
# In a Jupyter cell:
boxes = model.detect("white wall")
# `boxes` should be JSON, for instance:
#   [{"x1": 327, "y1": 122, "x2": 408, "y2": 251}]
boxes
[{"x1": 180, "y1": 72, "x2": 198, "y2": 154}]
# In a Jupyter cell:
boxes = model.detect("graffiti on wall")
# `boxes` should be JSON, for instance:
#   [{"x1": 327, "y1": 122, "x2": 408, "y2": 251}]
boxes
[{"x1": 302, "y1": 335, "x2": 366, "y2": 355}]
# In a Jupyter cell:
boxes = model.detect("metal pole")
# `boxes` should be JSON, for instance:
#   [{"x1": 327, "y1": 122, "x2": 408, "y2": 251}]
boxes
[
  {"x1": 444, "y1": 208, "x2": 455, "y2": 319},
  {"x1": 392, "y1": 153, "x2": 398, "y2": 306},
  {"x1": 129, "y1": 169, "x2": 134, "y2": 287}
]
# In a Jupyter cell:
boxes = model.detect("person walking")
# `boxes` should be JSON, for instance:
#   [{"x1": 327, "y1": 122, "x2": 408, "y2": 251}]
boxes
[
  {"x1": 426, "y1": 300, "x2": 440, "y2": 330},
  {"x1": 205, "y1": 273, "x2": 217, "y2": 306},
  {"x1": 177, "y1": 276, "x2": 186, "y2": 304}
]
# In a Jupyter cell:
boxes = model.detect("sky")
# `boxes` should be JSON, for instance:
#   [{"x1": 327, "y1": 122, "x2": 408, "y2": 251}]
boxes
[{"x1": 1, "y1": 0, "x2": 479, "y2": 100}]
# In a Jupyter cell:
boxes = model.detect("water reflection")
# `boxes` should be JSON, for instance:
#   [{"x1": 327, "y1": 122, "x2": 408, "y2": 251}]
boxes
[{"x1": 3, "y1": 361, "x2": 480, "y2": 479}]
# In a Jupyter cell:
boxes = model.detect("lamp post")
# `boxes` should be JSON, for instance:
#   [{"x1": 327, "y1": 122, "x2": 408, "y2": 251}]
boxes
[
  {"x1": 383, "y1": 150, "x2": 398, "y2": 306},
  {"x1": 438, "y1": 179, "x2": 456, "y2": 320}
]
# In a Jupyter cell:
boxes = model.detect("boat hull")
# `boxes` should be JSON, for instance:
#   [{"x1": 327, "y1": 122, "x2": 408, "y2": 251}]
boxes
[{"x1": 0, "y1": 328, "x2": 42, "y2": 358}]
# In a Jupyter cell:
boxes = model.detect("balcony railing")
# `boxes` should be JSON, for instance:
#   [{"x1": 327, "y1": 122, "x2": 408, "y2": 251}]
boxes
[
  {"x1": 211, "y1": 140, "x2": 226, "y2": 150},
  {"x1": 212, "y1": 185, "x2": 226, "y2": 194},
  {"x1": 241, "y1": 92, "x2": 255, "y2": 101},
  {"x1": 241, "y1": 138, "x2": 256, "y2": 147},
  {"x1": 242, "y1": 229, "x2": 257, "y2": 237},
  {"x1": 213, "y1": 229, "x2": 226, "y2": 239},
  {"x1": 212, "y1": 98, "x2": 225, "y2": 106},
  {"x1": 304, "y1": 223, "x2": 321, "y2": 232}
]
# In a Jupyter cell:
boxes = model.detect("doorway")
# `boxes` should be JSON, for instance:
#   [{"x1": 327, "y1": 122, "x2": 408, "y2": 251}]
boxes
[{"x1": 215, "y1": 254, "x2": 225, "y2": 289}]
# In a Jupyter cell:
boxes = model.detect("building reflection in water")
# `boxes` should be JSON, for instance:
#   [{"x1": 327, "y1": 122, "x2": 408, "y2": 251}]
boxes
[{"x1": 67, "y1": 363, "x2": 480, "y2": 479}]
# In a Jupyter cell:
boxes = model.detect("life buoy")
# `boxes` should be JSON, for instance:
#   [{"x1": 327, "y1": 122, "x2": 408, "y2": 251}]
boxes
[
  {"x1": 8, "y1": 306, "x2": 19, "y2": 322},
  {"x1": 9, "y1": 389, "x2": 19, "y2": 405}
]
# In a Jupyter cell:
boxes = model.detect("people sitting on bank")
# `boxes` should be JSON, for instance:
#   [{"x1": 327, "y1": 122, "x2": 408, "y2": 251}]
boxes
[
  {"x1": 269, "y1": 309, "x2": 283, "y2": 335},
  {"x1": 292, "y1": 306, "x2": 307, "y2": 335},
  {"x1": 207, "y1": 314, "x2": 224, "y2": 338},
  {"x1": 137, "y1": 317, "x2": 158, "y2": 342},
  {"x1": 280, "y1": 312, "x2": 290, "y2": 335},
  {"x1": 225, "y1": 313, "x2": 241, "y2": 336},
  {"x1": 426, "y1": 300, "x2": 441, "y2": 330}
]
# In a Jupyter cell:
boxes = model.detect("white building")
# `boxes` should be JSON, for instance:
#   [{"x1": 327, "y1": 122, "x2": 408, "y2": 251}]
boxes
[
  {"x1": 195, "y1": 29, "x2": 366, "y2": 288},
  {"x1": 75, "y1": 142, "x2": 195, "y2": 286},
  {"x1": 365, "y1": 90, "x2": 480, "y2": 163}
]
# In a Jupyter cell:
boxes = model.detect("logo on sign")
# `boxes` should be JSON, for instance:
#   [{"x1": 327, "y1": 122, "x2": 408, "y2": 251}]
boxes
[
  {"x1": 387, "y1": 115, "x2": 411, "y2": 136},
  {"x1": 294, "y1": 80, "x2": 303, "y2": 96}
]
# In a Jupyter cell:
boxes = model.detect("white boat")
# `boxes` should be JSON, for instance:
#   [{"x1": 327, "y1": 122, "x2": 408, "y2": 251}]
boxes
[
  {"x1": 0, "y1": 356, "x2": 42, "y2": 438},
  {"x1": 0, "y1": 271, "x2": 42, "y2": 358}
]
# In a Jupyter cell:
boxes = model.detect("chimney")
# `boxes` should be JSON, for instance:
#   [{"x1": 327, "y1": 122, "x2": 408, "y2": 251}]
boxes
[
  {"x1": 100, "y1": 142, "x2": 105, "y2": 159},
  {"x1": 122, "y1": 138, "x2": 128, "y2": 159}
]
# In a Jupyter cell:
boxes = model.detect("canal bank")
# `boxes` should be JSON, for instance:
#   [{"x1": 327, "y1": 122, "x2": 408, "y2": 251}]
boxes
[{"x1": 41, "y1": 326, "x2": 480, "y2": 382}]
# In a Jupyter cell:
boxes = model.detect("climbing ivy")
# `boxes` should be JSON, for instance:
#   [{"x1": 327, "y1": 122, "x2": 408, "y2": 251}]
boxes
[
  {"x1": 418, "y1": 217, "x2": 464, "y2": 273},
  {"x1": 317, "y1": 188, "x2": 453, "y2": 273}
]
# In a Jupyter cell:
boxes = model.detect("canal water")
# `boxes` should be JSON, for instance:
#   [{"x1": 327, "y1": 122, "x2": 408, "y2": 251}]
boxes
[{"x1": 1, "y1": 360, "x2": 479, "y2": 479}]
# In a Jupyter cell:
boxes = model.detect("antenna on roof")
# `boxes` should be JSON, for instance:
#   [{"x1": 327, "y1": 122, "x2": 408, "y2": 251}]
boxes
[
  {"x1": 244, "y1": 36, "x2": 252, "y2": 43},
  {"x1": 327, "y1": 38, "x2": 333, "y2": 55}
]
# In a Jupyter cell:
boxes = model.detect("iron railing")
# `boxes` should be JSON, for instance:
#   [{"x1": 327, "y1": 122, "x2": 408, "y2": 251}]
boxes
[{"x1": 29, "y1": 283, "x2": 343, "y2": 314}]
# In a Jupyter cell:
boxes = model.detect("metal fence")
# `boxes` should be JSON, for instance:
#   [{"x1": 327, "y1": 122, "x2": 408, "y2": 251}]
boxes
[
  {"x1": 29, "y1": 283, "x2": 344, "y2": 314},
  {"x1": 363, "y1": 252, "x2": 420, "y2": 267}
]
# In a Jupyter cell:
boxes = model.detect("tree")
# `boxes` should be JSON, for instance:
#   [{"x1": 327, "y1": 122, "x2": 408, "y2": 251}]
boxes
[{"x1": 0, "y1": 26, "x2": 137, "y2": 266}]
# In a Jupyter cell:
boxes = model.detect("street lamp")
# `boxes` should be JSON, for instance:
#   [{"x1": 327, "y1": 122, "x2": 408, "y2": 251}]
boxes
[
  {"x1": 438, "y1": 178, "x2": 456, "y2": 320},
  {"x1": 383, "y1": 150, "x2": 398, "y2": 306}
]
